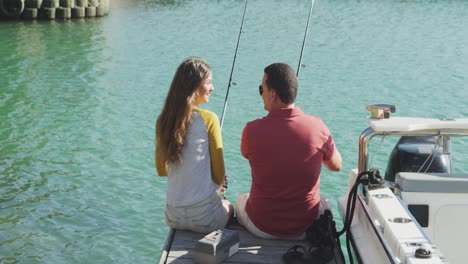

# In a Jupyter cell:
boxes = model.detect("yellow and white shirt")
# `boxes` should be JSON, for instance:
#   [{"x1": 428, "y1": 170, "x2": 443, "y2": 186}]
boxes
[{"x1": 156, "y1": 107, "x2": 225, "y2": 207}]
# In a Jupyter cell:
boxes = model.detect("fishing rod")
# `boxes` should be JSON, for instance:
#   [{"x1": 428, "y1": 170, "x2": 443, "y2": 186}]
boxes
[
  {"x1": 219, "y1": 0, "x2": 248, "y2": 130},
  {"x1": 296, "y1": 0, "x2": 316, "y2": 77}
]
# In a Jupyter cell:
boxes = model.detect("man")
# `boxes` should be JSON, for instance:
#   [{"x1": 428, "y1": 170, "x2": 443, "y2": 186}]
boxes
[{"x1": 236, "y1": 63, "x2": 342, "y2": 239}]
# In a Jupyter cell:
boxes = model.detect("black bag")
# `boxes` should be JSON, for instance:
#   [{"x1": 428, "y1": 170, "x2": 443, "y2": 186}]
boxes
[
  {"x1": 283, "y1": 209, "x2": 344, "y2": 264},
  {"x1": 306, "y1": 209, "x2": 336, "y2": 247},
  {"x1": 305, "y1": 209, "x2": 337, "y2": 262}
]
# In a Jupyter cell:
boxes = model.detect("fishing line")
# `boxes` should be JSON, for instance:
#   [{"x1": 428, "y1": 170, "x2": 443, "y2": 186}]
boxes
[
  {"x1": 296, "y1": 0, "x2": 316, "y2": 77},
  {"x1": 219, "y1": 0, "x2": 248, "y2": 130},
  {"x1": 418, "y1": 134, "x2": 442, "y2": 173}
]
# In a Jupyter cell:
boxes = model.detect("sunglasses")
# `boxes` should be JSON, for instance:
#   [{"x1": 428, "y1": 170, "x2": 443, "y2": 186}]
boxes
[{"x1": 259, "y1": 85, "x2": 263, "y2": 95}]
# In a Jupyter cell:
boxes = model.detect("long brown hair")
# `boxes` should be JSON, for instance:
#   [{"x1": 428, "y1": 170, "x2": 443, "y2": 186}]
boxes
[{"x1": 156, "y1": 57, "x2": 212, "y2": 162}]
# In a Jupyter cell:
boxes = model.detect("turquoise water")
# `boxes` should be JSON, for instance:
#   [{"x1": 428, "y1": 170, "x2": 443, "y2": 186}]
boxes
[{"x1": 1, "y1": 0, "x2": 467, "y2": 263}]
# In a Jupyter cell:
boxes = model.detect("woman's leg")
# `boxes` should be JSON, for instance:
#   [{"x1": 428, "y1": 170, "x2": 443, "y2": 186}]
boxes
[{"x1": 222, "y1": 199, "x2": 234, "y2": 226}]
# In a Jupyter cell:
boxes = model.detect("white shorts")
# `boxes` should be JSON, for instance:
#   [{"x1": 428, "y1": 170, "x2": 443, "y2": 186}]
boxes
[
  {"x1": 165, "y1": 191, "x2": 229, "y2": 234},
  {"x1": 236, "y1": 193, "x2": 280, "y2": 239},
  {"x1": 236, "y1": 193, "x2": 329, "y2": 240}
]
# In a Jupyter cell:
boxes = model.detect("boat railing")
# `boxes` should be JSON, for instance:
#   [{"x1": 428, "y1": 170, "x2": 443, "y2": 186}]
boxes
[{"x1": 358, "y1": 123, "x2": 468, "y2": 173}]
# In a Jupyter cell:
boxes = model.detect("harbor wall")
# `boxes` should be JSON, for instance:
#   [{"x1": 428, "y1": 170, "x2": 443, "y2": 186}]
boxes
[{"x1": 0, "y1": 0, "x2": 109, "y2": 20}]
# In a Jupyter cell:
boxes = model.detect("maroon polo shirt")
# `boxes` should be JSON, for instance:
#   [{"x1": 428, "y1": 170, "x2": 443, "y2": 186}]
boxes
[{"x1": 241, "y1": 107, "x2": 336, "y2": 237}]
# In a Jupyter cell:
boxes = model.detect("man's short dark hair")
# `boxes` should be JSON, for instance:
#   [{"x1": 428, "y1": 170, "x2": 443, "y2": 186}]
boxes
[{"x1": 264, "y1": 63, "x2": 297, "y2": 104}]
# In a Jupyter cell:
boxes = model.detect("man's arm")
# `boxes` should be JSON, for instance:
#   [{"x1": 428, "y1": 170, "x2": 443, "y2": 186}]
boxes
[
  {"x1": 240, "y1": 125, "x2": 249, "y2": 159},
  {"x1": 323, "y1": 146, "x2": 342, "y2": 171}
]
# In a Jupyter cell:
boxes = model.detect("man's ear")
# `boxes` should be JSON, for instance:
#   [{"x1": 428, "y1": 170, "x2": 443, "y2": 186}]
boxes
[{"x1": 270, "y1": 89, "x2": 276, "y2": 100}]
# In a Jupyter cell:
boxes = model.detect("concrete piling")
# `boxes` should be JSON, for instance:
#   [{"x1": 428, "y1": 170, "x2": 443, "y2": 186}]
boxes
[{"x1": 0, "y1": 0, "x2": 109, "y2": 20}]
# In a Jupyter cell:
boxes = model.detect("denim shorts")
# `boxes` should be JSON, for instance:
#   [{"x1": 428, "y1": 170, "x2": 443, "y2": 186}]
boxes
[{"x1": 165, "y1": 191, "x2": 229, "y2": 233}]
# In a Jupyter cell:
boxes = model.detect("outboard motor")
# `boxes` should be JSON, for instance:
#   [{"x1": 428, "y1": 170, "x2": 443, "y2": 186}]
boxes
[{"x1": 385, "y1": 136, "x2": 451, "y2": 182}]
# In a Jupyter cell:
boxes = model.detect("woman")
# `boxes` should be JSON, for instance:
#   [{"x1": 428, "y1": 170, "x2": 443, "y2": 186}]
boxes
[{"x1": 155, "y1": 57, "x2": 233, "y2": 233}]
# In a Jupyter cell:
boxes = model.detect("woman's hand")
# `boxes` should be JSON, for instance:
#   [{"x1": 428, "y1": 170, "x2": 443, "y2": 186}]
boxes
[{"x1": 217, "y1": 175, "x2": 229, "y2": 197}]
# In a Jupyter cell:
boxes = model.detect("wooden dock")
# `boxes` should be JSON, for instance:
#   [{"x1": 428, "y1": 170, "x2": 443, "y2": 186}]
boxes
[{"x1": 158, "y1": 221, "x2": 344, "y2": 264}]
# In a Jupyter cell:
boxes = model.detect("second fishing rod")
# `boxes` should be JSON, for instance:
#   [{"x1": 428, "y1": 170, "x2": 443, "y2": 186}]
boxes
[
  {"x1": 219, "y1": 0, "x2": 316, "y2": 130},
  {"x1": 219, "y1": 0, "x2": 248, "y2": 130}
]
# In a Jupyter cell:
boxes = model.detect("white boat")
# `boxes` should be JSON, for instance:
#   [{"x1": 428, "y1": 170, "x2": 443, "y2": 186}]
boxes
[{"x1": 338, "y1": 104, "x2": 468, "y2": 264}]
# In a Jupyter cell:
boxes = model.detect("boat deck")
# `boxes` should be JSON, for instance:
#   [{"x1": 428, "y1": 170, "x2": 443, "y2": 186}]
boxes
[{"x1": 158, "y1": 221, "x2": 344, "y2": 264}]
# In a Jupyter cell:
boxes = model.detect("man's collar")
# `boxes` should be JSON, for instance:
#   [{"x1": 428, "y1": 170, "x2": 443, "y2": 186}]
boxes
[{"x1": 267, "y1": 107, "x2": 303, "y2": 118}]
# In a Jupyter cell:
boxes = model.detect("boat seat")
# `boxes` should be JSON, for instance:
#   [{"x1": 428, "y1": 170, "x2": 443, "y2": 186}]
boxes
[{"x1": 395, "y1": 172, "x2": 468, "y2": 193}]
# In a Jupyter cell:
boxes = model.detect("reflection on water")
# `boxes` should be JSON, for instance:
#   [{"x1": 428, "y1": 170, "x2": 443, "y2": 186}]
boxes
[
  {"x1": 1, "y1": 0, "x2": 468, "y2": 263},
  {"x1": 0, "y1": 16, "x2": 116, "y2": 263}
]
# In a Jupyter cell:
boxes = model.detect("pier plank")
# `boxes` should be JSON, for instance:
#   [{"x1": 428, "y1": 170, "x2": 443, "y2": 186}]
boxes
[{"x1": 159, "y1": 223, "x2": 322, "y2": 264}]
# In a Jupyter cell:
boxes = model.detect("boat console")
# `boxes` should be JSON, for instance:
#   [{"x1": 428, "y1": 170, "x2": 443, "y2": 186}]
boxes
[{"x1": 395, "y1": 172, "x2": 468, "y2": 263}]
